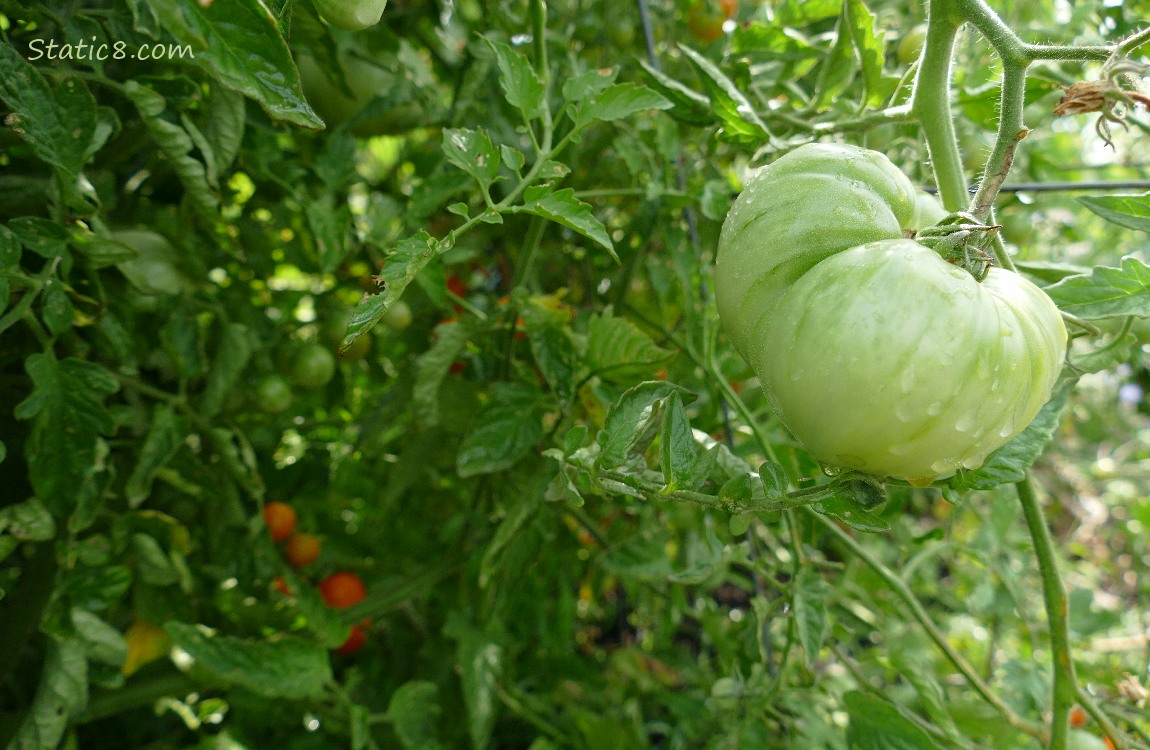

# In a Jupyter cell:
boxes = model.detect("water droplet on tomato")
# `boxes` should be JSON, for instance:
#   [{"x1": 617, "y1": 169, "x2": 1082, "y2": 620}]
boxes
[
  {"x1": 927, "y1": 401, "x2": 943, "y2": 416},
  {"x1": 888, "y1": 442, "x2": 913, "y2": 456},
  {"x1": 907, "y1": 476, "x2": 934, "y2": 488},
  {"x1": 900, "y1": 364, "x2": 916, "y2": 393},
  {"x1": 821, "y1": 464, "x2": 842, "y2": 477},
  {"x1": 990, "y1": 378, "x2": 1000, "y2": 392},
  {"x1": 930, "y1": 458, "x2": 956, "y2": 475},
  {"x1": 955, "y1": 414, "x2": 976, "y2": 433},
  {"x1": 790, "y1": 369, "x2": 804, "y2": 382},
  {"x1": 895, "y1": 403, "x2": 916, "y2": 422}
]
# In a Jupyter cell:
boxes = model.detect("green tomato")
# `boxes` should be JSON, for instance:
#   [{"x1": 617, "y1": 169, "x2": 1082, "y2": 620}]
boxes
[
  {"x1": 291, "y1": 344, "x2": 337, "y2": 389},
  {"x1": 382, "y1": 300, "x2": 413, "y2": 331},
  {"x1": 312, "y1": 0, "x2": 387, "y2": 31},
  {"x1": 255, "y1": 374, "x2": 294, "y2": 413},
  {"x1": 1066, "y1": 731, "x2": 1110, "y2": 750},
  {"x1": 715, "y1": 143, "x2": 1066, "y2": 485},
  {"x1": 296, "y1": 52, "x2": 425, "y2": 137},
  {"x1": 897, "y1": 24, "x2": 927, "y2": 65},
  {"x1": 339, "y1": 332, "x2": 372, "y2": 361}
]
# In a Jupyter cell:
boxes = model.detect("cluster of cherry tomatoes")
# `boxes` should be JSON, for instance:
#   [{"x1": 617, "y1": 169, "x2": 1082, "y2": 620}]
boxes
[{"x1": 263, "y1": 502, "x2": 369, "y2": 655}]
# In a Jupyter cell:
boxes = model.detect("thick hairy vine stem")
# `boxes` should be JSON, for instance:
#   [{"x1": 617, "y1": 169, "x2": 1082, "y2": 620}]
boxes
[{"x1": 911, "y1": 0, "x2": 966, "y2": 211}]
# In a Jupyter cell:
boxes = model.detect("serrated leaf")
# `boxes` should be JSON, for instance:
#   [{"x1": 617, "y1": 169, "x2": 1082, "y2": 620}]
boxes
[
  {"x1": 499, "y1": 144, "x2": 526, "y2": 173},
  {"x1": 515, "y1": 187, "x2": 615, "y2": 259},
  {"x1": 1078, "y1": 191, "x2": 1150, "y2": 233},
  {"x1": 792, "y1": 567, "x2": 828, "y2": 668},
  {"x1": 443, "y1": 128, "x2": 501, "y2": 190},
  {"x1": 844, "y1": 0, "x2": 891, "y2": 108},
  {"x1": 123, "y1": 82, "x2": 220, "y2": 222},
  {"x1": 14, "y1": 355, "x2": 118, "y2": 518},
  {"x1": 9, "y1": 217, "x2": 70, "y2": 260},
  {"x1": 345, "y1": 231, "x2": 439, "y2": 348},
  {"x1": 638, "y1": 60, "x2": 714, "y2": 126},
  {"x1": 482, "y1": 37, "x2": 545, "y2": 120},
  {"x1": 1044, "y1": 256, "x2": 1150, "y2": 319},
  {"x1": 585, "y1": 308, "x2": 675, "y2": 383},
  {"x1": 40, "y1": 285, "x2": 74, "y2": 336},
  {"x1": 758, "y1": 462, "x2": 788, "y2": 500},
  {"x1": 844, "y1": 691, "x2": 944, "y2": 750},
  {"x1": 146, "y1": 0, "x2": 321, "y2": 128},
  {"x1": 0, "y1": 498, "x2": 56, "y2": 541},
  {"x1": 7, "y1": 639, "x2": 87, "y2": 750},
  {"x1": 572, "y1": 83, "x2": 672, "y2": 126},
  {"x1": 660, "y1": 392, "x2": 696, "y2": 489},
  {"x1": 199, "y1": 323, "x2": 253, "y2": 419},
  {"x1": 457, "y1": 384, "x2": 545, "y2": 478},
  {"x1": 562, "y1": 68, "x2": 618, "y2": 103},
  {"x1": 0, "y1": 45, "x2": 96, "y2": 175},
  {"x1": 445, "y1": 620, "x2": 502, "y2": 750},
  {"x1": 522, "y1": 304, "x2": 577, "y2": 403},
  {"x1": 166, "y1": 623, "x2": 331, "y2": 699},
  {"x1": 125, "y1": 405, "x2": 187, "y2": 507},
  {"x1": 678, "y1": 46, "x2": 771, "y2": 143},
  {"x1": 947, "y1": 386, "x2": 1071, "y2": 492},
  {"x1": 597, "y1": 381, "x2": 692, "y2": 470},
  {"x1": 413, "y1": 320, "x2": 469, "y2": 428},
  {"x1": 813, "y1": 494, "x2": 890, "y2": 533}
]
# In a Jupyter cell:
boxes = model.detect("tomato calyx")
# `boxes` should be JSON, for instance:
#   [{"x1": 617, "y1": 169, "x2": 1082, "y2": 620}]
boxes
[{"x1": 914, "y1": 212, "x2": 1000, "y2": 282}]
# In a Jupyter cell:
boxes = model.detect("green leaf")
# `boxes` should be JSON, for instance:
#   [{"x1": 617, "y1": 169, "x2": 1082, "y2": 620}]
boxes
[
  {"x1": 585, "y1": 308, "x2": 675, "y2": 383},
  {"x1": 160, "y1": 304, "x2": 208, "y2": 380},
  {"x1": 9, "y1": 217, "x2": 70, "y2": 259},
  {"x1": 40, "y1": 284, "x2": 74, "y2": 336},
  {"x1": 678, "y1": 46, "x2": 771, "y2": 143},
  {"x1": 659, "y1": 392, "x2": 696, "y2": 490},
  {"x1": 456, "y1": 384, "x2": 545, "y2": 478},
  {"x1": 413, "y1": 319, "x2": 469, "y2": 428},
  {"x1": 844, "y1": 0, "x2": 892, "y2": 108},
  {"x1": 14, "y1": 355, "x2": 118, "y2": 518},
  {"x1": 638, "y1": 60, "x2": 714, "y2": 126},
  {"x1": 521, "y1": 303, "x2": 577, "y2": 403},
  {"x1": 306, "y1": 193, "x2": 352, "y2": 274},
  {"x1": 123, "y1": 82, "x2": 220, "y2": 222},
  {"x1": 199, "y1": 323, "x2": 254, "y2": 419},
  {"x1": 812, "y1": 493, "x2": 890, "y2": 533},
  {"x1": 386, "y1": 681, "x2": 443, "y2": 750},
  {"x1": 131, "y1": 533, "x2": 180, "y2": 586},
  {"x1": 0, "y1": 498, "x2": 56, "y2": 541},
  {"x1": 718, "y1": 474, "x2": 753, "y2": 508},
  {"x1": 947, "y1": 385, "x2": 1071, "y2": 492},
  {"x1": 345, "y1": 231, "x2": 439, "y2": 348},
  {"x1": 792, "y1": 567, "x2": 828, "y2": 668},
  {"x1": 758, "y1": 462, "x2": 788, "y2": 501},
  {"x1": 562, "y1": 68, "x2": 618, "y2": 103},
  {"x1": 444, "y1": 618, "x2": 502, "y2": 750},
  {"x1": 442, "y1": 128, "x2": 501, "y2": 190},
  {"x1": 146, "y1": 0, "x2": 321, "y2": 128},
  {"x1": 482, "y1": 37, "x2": 545, "y2": 120},
  {"x1": 844, "y1": 691, "x2": 944, "y2": 750},
  {"x1": 812, "y1": 11, "x2": 855, "y2": 109},
  {"x1": 0, "y1": 45, "x2": 96, "y2": 175},
  {"x1": 516, "y1": 187, "x2": 615, "y2": 259},
  {"x1": 1044, "y1": 256, "x2": 1150, "y2": 320},
  {"x1": 125, "y1": 405, "x2": 187, "y2": 508},
  {"x1": 597, "y1": 381, "x2": 691, "y2": 470},
  {"x1": 166, "y1": 623, "x2": 332, "y2": 699},
  {"x1": 8, "y1": 639, "x2": 87, "y2": 750},
  {"x1": 571, "y1": 83, "x2": 672, "y2": 126},
  {"x1": 71, "y1": 609, "x2": 130, "y2": 667},
  {"x1": 1078, "y1": 191, "x2": 1150, "y2": 233},
  {"x1": 889, "y1": 641, "x2": 962, "y2": 741}
]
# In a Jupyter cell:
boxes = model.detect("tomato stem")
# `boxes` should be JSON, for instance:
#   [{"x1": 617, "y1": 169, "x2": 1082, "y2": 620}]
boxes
[
  {"x1": 1016, "y1": 475, "x2": 1081, "y2": 750},
  {"x1": 910, "y1": 0, "x2": 966, "y2": 212}
]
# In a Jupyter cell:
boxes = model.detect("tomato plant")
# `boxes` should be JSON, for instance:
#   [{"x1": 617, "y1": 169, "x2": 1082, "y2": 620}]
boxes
[
  {"x1": 334, "y1": 622, "x2": 368, "y2": 655},
  {"x1": 284, "y1": 533, "x2": 322, "y2": 568},
  {"x1": 715, "y1": 143, "x2": 1066, "y2": 485},
  {"x1": 296, "y1": 50, "x2": 427, "y2": 137},
  {"x1": 318, "y1": 572, "x2": 367, "y2": 609},
  {"x1": 262, "y1": 502, "x2": 298, "y2": 543}
]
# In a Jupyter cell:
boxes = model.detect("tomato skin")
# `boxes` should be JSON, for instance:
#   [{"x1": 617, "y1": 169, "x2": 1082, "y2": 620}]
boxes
[
  {"x1": 897, "y1": 24, "x2": 927, "y2": 65},
  {"x1": 284, "y1": 533, "x2": 322, "y2": 568},
  {"x1": 334, "y1": 623, "x2": 368, "y2": 655},
  {"x1": 716, "y1": 143, "x2": 1066, "y2": 484},
  {"x1": 318, "y1": 572, "x2": 367, "y2": 608},
  {"x1": 263, "y1": 502, "x2": 298, "y2": 543},
  {"x1": 311, "y1": 0, "x2": 386, "y2": 31},
  {"x1": 296, "y1": 53, "x2": 425, "y2": 137},
  {"x1": 339, "y1": 332, "x2": 372, "y2": 362},
  {"x1": 382, "y1": 300, "x2": 413, "y2": 331},
  {"x1": 255, "y1": 374, "x2": 294, "y2": 414},
  {"x1": 291, "y1": 344, "x2": 337, "y2": 389}
]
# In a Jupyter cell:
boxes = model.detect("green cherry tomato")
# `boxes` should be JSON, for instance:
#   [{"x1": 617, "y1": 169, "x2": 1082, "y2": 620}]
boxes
[
  {"x1": 382, "y1": 300, "x2": 413, "y2": 331},
  {"x1": 311, "y1": 0, "x2": 387, "y2": 31},
  {"x1": 255, "y1": 374, "x2": 294, "y2": 413},
  {"x1": 897, "y1": 24, "x2": 927, "y2": 65},
  {"x1": 715, "y1": 143, "x2": 1066, "y2": 485},
  {"x1": 296, "y1": 52, "x2": 426, "y2": 137},
  {"x1": 291, "y1": 344, "x2": 337, "y2": 389},
  {"x1": 339, "y1": 332, "x2": 372, "y2": 361}
]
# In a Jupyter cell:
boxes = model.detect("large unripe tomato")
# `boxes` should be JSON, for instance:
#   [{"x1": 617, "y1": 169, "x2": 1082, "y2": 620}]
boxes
[
  {"x1": 312, "y1": 0, "x2": 387, "y2": 31},
  {"x1": 715, "y1": 143, "x2": 1066, "y2": 485},
  {"x1": 296, "y1": 52, "x2": 425, "y2": 137}
]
